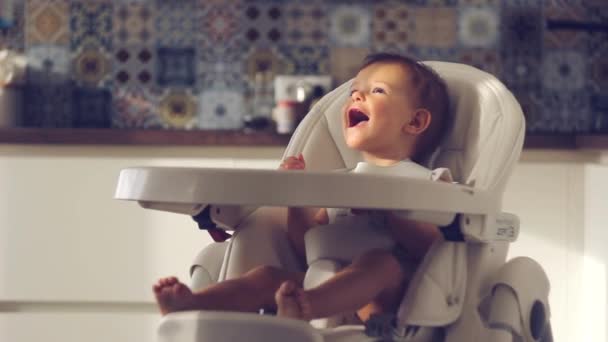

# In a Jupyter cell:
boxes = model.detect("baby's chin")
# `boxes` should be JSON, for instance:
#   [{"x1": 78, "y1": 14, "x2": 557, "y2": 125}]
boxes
[{"x1": 343, "y1": 134, "x2": 367, "y2": 152}]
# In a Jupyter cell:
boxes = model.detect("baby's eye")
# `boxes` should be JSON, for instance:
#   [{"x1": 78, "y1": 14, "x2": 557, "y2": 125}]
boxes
[
  {"x1": 372, "y1": 87, "x2": 386, "y2": 94},
  {"x1": 349, "y1": 89, "x2": 357, "y2": 96}
]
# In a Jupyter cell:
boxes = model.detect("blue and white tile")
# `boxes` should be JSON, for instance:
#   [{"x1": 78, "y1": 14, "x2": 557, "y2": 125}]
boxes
[
  {"x1": 591, "y1": 94, "x2": 608, "y2": 133},
  {"x1": 541, "y1": 90, "x2": 591, "y2": 133},
  {"x1": 499, "y1": 1, "x2": 543, "y2": 56},
  {"x1": 113, "y1": 1, "x2": 155, "y2": 45},
  {"x1": 242, "y1": 1, "x2": 284, "y2": 47},
  {"x1": 284, "y1": 1, "x2": 328, "y2": 46},
  {"x1": 26, "y1": 0, "x2": 70, "y2": 47},
  {"x1": 70, "y1": 1, "x2": 113, "y2": 51},
  {"x1": 583, "y1": 0, "x2": 608, "y2": 23},
  {"x1": 407, "y1": 46, "x2": 459, "y2": 62},
  {"x1": 542, "y1": 50, "x2": 586, "y2": 92},
  {"x1": 371, "y1": 2, "x2": 412, "y2": 53},
  {"x1": 0, "y1": 0, "x2": 24, "y2": 51},
  {"x1": 112, "y1": 85, "x2": 161, "y2": 128},
  {"x1": 26, "y1": 44, "x2": 70, "y2": 84},
  {"x1": 72, "y1": 87, "x2": 112, "y2": 128},
  {"x1": 113, "y1": 45, "x2": 155, "y2": 88},
  {"x1": 458, "y1": 49, "x2": 500, "y2": 76},
  {"x1": 500, "y1": 54, "x2": 542, "y2": 91},
  {"x1": 329, "y1": 5, "x2": 371, "y2": 48},
  {"x1": 329, "y1": 47, "x2": 368, "y2": 85},
  {"x1": 459, "y1": 0, "x2": 498, "y2": 5},
  {"x1": 279, "y1": 45, "x2": 328, "y2": 75},
  {"x1": 198, "y1": 45, "x2": 246, "y2": 91},
  {"x1": 589, "y1": 43, "x2": 607, "y2": 93},
  {"x1": 199, "y1": 1, "x2": 244, "y2": 48},
  {"x1": 154, "y1": 1, "x2": 198, "y2": 47},
  {"x1": 410, "y1": 7, "x2": 457, "y2": 48},
  {"x1": 244, "y1": 46, "x2": 293, "y2": 88},
  {"x1": 0, "y1": 0, "x2": 18, "y2": 29},
  {"x1": 458, "y1": 6, "x2": 499, "y2": 48},
  {"x1": 198, "y1": 89, "x2": 245, "y2": 130},
  {"x1": 544, "y1": 2, "x2": 588, "y2": 49},
  {"x1": 159, "y1": 89, "x2": 197, "y2": 129},
  {"x1": 156, "y1": 47, "x2": 196, "y2": 88},
  {"x1": 72, "y1": 46, "x2": 112, "y2": 87},
  {"x1": 22, "y1": 81, "x2": 73, "y2": 127},
  {"x1": 588, "y1": 27, "x2": 607, "y2": 56},
  {"x1": 408, "y1": 0, "x2": 458, "y2": 6},
  {"x1": 512, "y1": 90, "x2": 544, "y2": 133}
]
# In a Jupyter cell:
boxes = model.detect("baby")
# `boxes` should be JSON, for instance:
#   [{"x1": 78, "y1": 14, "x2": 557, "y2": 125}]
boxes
[
  {"x1": 275, "y1": 53, "x2": 450, "y2": 321},
  {"x1": 153, "y1": 53, "x2": 450, "y2": 323}
]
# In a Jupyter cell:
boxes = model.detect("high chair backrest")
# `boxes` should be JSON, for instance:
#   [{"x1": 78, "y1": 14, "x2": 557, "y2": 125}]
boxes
[{"x1": 283, "y1": 61, "x2": 525, "y2": 197}]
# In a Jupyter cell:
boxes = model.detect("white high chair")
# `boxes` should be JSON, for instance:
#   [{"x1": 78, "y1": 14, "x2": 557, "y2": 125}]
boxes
[{"x1": 115, "y1": 62, "x2": 553, "y2": 342}]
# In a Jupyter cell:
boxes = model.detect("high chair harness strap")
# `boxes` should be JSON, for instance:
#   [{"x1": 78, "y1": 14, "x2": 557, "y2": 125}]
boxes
[
  {"x1": 192, "y1": 206, "x2": 233, "y2": 242},
  {"x1": 439, "y1": 214, "x2": 465, "y2": 242}
]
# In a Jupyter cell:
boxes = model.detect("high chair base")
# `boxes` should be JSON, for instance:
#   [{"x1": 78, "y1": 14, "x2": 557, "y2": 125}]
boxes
[{"x1": 157, "y1": 311, "x2": 442, "y2": 342}]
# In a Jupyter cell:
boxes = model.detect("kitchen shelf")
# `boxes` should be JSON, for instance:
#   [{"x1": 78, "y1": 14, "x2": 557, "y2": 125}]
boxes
[{"x1": 0, "y1": 128, "x2": 606, "y2": 149}]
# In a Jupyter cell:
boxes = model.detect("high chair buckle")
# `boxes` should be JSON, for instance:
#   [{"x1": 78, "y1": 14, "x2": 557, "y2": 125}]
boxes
[
  {"x1": 365, "y1": 314, "x2": 421, "y2": 341},
  {"x1": 192, "y1": 206, "x2": 232, "y2": 242},
  {"x1": 365, "y1": 313, "x2": 396, "y2": 339},
  {"x1": 439, "y1": 214, "x2": 465, "y2": 241}
]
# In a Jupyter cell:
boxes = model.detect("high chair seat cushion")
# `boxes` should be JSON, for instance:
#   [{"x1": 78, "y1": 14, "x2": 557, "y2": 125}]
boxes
[{"x1": 396, "y1": 241, "x2": 468, "y2": 326}]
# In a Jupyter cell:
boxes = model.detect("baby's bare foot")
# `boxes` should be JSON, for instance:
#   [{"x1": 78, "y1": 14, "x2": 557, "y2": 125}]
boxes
[
  {"x1": 153, "y1": 277, "x2": 194, "y2": 315},
  {"x1": 275, "y1": 281, "x2": 313, "y2": 321}
]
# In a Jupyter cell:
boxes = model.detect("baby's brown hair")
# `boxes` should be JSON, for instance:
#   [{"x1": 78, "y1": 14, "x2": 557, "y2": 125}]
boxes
[{"x1": 359, "y1": 53, "x2": 450, "y2": 164}]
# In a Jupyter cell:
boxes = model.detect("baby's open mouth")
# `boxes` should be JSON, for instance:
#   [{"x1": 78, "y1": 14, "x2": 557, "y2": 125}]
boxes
[{"x1": 348, "y1": 108, "x2": 369, "y2": 127}]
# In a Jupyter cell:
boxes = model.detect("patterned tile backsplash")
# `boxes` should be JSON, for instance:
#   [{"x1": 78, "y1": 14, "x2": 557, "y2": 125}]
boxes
[{"x1": 0, "y1": 0, "x2": 606, "y2": 133}]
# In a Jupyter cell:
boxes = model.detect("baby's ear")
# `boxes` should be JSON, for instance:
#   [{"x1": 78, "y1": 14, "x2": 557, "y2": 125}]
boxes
[{"x1": 403, "y1": 109, "x2": 431, "y2": 135}]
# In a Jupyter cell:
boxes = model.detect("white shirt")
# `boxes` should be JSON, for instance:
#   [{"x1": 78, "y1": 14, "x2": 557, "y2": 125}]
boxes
[{"x1": 327, "y1": 160, "x2": 452, "y2": 224}]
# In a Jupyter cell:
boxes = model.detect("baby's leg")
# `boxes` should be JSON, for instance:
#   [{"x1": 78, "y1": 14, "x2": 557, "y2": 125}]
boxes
[
  {"x1": 356, "y1": 249, "x2": 417, "y2": 322},
  {"x1": 276, "y1": 249, "x2": 409, "y2": 321},
  {"x1": 154, "y1": 265, "x2": 304, "y2": 315}
]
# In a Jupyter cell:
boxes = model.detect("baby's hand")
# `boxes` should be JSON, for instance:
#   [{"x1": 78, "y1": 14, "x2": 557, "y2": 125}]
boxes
[{"x1": 280, "y1": 153, "x2": 306, "y2": 170}]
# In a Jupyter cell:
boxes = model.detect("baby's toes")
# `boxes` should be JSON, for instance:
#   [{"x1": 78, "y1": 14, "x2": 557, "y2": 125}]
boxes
[
  {"x1": 154, "y1": 278, "x2": 170, "y2": 292},
  {"x1": 279, "y1": 281, "x2": 296, "y2": 295},
  {"x1": 157, "y1": 278, "x2": 168, "y2": 287},
  {"x1": 158, "y1": 277, "x2": 177, "y2": 288},
  {"x1": 165, "y1": 277, "x2": 179, "y2": 285}
]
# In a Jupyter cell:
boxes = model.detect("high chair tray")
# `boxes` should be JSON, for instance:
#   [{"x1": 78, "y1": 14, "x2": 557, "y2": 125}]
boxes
[{"x1": 115, "y1": 166, "x2": 497, "y2": 214}]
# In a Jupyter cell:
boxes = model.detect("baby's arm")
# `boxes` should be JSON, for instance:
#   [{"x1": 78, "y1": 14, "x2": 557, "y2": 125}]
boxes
[
  {"x1": 279, "y1": 154, "x2": 328, "y2": 259},
  {"x1": 287, "y1": 207, "x2": 325, "y2": 260},
  {"x1": 385, "y1": 213, "x2": 441, "y2": 261},
  {"x1": 385, "y1": 171, "x2": 453, "y2": 260}
]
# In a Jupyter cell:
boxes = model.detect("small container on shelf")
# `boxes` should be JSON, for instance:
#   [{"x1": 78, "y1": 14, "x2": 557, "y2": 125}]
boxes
[{"x1": 272, "y1": 100, "x2": 298, "y2": 134}]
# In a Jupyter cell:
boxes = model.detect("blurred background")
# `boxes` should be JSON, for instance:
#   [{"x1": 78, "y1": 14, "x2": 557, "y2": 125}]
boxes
[
  {"x1": 0, "y1": 1, "x2": 607, "y2": 342},
  {"x1": 0, "y1": 0, "x2": 605, "y2": 133}
]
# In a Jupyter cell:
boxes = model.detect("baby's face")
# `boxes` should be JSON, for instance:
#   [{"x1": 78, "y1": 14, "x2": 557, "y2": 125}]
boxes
[{"x1": 342, "y1": 62, "x2": 418, "y2": 157}]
